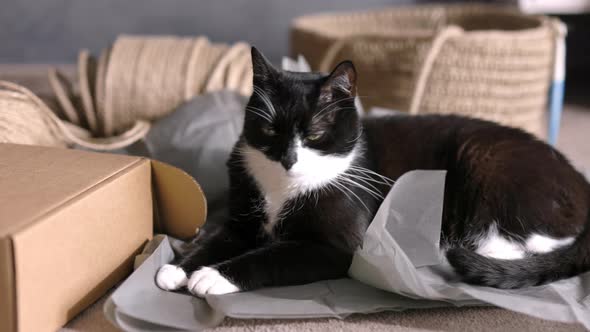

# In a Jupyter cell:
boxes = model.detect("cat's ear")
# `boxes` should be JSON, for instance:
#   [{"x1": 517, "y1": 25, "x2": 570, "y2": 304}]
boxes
[
  {"x1": 251, "y1": 46, "x2": 276, "y2": 83},
  {"x1": 320, "y1": 61, "x2": 357, "y2": 103}
]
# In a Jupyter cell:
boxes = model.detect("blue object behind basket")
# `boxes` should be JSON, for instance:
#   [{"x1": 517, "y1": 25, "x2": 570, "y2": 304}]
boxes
[{"x1": 548, "y1": 21, "x2": 567, "y2": 145}]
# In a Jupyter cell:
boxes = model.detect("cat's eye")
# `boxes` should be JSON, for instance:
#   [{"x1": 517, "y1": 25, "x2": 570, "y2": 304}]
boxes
[
  {"x1": 262, "y1": 126, "x2": 276, "y2": 136},
  {"x1": 306, "y1": 133, "x2": 323, "y2": 141}
]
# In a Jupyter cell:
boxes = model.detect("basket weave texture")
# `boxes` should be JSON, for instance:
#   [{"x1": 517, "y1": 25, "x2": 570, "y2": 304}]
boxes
[{"x1": 291, "y1": 4, "x2": 562, "y2": 136}]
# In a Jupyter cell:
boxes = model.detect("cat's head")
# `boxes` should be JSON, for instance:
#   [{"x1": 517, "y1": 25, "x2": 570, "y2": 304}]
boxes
[{"x1": 241, "y1": 47, "x2": 361, "y2": 186}]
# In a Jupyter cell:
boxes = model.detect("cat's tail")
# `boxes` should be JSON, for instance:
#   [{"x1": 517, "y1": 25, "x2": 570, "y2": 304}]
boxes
[{"x1": 446, "y1": 210, "x2": 590, "y2": 289}]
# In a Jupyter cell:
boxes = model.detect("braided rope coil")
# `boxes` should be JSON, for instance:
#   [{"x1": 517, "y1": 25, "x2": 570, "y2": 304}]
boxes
[
  {"x1": 93, "y1": 35, "x2": 253, "y2": 137},
  {"x1": 1, "y1": 36, "x2": 253, "y2": 149}
]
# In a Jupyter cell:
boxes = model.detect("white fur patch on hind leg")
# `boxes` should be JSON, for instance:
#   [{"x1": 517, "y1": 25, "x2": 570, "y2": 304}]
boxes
[
  {"x1": 187, "y1": 266, "x2": 240, "y2": 297},
  {"x1": 156, "y1": 264, "x2": 188, "y2": 291},
  {"x1": 476, "y1": 224, "x2": 525, "y2": 260},
  {"x1": 525, "y1": 234, "x2": 574, "y2": 253}
]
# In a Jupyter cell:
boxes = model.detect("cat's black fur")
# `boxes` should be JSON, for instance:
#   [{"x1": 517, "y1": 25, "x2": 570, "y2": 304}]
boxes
[{"x1": 173, "y1": 47, "x2": 590, "y2": 291}]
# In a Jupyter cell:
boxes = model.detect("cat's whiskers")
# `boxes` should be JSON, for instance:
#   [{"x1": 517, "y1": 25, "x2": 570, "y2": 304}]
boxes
[
  {"x1": 246, "y1": 105, "x2": 269, "y2": 114},
  {"x1": 338, "y1": 175, "x2": 384, "y2": 200},
  {"x1": 252, "y1": 86, "x2": 277, "y2": 117},
  {"x1": 331, "y1": 179, "x2": 371, "y2": 213},
  {"x1": 326, "y1": 180, "x2": 355, "y2": 206},
  {"x1": 347, "y1": 126, "x2": 364, "y2": 144},
  {"x1": 349, "y1": 166, "x2": 395, "y2": 185},
  {"x1": 346, "y1": 172, "x2": 392, "y2": 188},
  {"x1": 313, "y1": 96, "x2": 357, "y2": 120},
  {"x1": 246, "y1": 106, "x2": 273, "y2": 122},
  {"x1": 341, "y1": 172, "x2": 383, "y2": 195}
]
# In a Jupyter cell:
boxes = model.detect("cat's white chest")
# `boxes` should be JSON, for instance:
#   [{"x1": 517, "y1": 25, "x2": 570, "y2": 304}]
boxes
[
  {"x1": 241, "y1": 142, "x2": 357, "y2": 235},
  {"x1": 261, "y1": 188, "x2": 292, "y2": 234},
  {"x1": 241, "y1": 146, "x2": 299, "y2": 234}
]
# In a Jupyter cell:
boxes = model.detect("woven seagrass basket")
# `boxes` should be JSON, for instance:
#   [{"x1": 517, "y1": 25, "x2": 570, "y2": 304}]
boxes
[{"x1": 291, "y1": 4, "x2": 563, "y2": 136}]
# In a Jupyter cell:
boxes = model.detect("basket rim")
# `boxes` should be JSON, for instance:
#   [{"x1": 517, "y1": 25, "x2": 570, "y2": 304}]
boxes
[{"x1": 292, "y1": 3, "x2": 553, "y2": 40}]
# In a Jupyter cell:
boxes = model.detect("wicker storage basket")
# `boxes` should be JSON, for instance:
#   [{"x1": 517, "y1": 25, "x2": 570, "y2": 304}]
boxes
[{"x1": 291, "y1": 5, "x2": 563, "y2": 136}]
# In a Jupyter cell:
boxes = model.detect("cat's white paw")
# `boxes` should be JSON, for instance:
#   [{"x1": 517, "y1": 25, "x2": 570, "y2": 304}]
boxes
[
  {"x1": 156, "y1": 264, "x2": 188, "y2": 291},
  {"x1": 187, "y1": 266, "x2": 240, "y2": 297}
]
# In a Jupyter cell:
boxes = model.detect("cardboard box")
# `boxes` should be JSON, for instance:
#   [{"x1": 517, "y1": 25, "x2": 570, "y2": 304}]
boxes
[{"x1": 0, "y1": 143, "x2": 206, "y2": 332}]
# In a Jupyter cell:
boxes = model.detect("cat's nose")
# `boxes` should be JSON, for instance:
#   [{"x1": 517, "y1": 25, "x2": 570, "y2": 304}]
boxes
[{"x1": 280, "y1": 154, "x2": 297, "y2": 170}]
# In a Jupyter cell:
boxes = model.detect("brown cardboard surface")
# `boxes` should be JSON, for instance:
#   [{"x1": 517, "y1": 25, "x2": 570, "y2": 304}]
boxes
[
  {"x1": 13, "y1": 159, "x2": 152, "y2": 332},
  {"x1": 0, "y1": 144, "x2": 207, "y2": 332},
  {"x1": 0, "y1": 144, "x2": 142, "y2": 237},
  {"x1": 151, "y1": 160, "x2": 207, "y2": 239}
]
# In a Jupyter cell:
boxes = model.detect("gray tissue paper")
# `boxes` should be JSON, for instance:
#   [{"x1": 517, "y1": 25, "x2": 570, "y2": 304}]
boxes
[{"x1": 105, "y1": 169, "x2": 590, "y2": 331}]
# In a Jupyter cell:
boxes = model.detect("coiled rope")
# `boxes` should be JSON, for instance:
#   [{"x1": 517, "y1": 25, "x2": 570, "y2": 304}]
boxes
[{"x1": 0, "y1": 35, "x2": 253, "y2": 150}]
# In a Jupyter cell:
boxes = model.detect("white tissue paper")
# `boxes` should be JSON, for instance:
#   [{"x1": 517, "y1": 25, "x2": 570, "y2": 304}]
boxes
[{"x1": 106, "y1": 169, "x2": 590, "y2": 330}]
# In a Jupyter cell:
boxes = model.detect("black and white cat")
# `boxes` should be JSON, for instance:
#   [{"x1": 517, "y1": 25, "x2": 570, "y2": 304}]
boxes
[{"x1": 156, "y1": 47, "x2": 590, "y2": 296}]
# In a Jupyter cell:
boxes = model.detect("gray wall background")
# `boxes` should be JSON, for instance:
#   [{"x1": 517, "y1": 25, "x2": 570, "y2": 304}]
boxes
[{"x1": 0, "y1": 0, "x2": 420, "y2": 63}]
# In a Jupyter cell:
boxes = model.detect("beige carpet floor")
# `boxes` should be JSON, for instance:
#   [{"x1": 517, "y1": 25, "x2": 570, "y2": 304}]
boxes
[{"x1": 2, "y1": 65, "x2": 589, "y2": 331}]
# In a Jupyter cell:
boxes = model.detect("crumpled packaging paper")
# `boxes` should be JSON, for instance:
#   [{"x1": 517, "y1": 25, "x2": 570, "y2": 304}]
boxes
[{"x1": 105, "y1": 170, "x2": 590, "y2": 330}]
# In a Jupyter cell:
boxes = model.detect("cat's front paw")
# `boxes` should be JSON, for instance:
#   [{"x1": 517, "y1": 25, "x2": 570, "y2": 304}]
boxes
[
  {"x1": 187, "y1": 266, "x2": 240, "y2": 297},
  {"x1": 156, "y1": 264, "x2": 188, "y2": 291}
]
